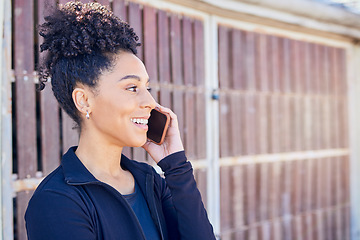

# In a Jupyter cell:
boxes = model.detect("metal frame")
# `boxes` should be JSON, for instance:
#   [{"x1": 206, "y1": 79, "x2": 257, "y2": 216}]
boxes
[
  {"x1": 349, "y1": 43, "x2": 360, "y2": 240},
  {"x1": 204, "y1": 15, "x2": 221, "y2": 238},
  {"x1": 1, "y1": 0, "x2": 13, "y2": 239}
]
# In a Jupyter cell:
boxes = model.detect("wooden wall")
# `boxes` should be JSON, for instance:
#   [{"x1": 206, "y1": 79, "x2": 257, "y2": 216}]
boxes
[
  {"x1": 10, "y1": 0, "x2": 349, "y2": 239},
  {"x1": 218, "y1": 25, "x2": 350, "y2": 239},
  {"x1": 12, "y1": 0, "x2": 207, "y2": 239}
]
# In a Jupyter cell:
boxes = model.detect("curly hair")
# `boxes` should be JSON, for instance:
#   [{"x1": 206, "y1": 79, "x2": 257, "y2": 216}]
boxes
[{"x1": 38, "y1": 1, "x2": 140, "y2": 127}]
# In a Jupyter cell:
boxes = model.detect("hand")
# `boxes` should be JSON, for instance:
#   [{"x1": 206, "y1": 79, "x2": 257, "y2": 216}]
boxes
[{"x1": 142, "y1": 104, "x2": 184, "y2": 163}]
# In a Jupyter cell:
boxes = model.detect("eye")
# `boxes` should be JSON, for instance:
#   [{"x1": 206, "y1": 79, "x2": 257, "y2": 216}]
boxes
[{"x1": 126, "y1": 85, "x2": 138, "y2": 93}]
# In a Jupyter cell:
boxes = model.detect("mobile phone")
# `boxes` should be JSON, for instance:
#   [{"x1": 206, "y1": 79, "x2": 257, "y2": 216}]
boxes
[{"x1": 147, "y1": 108, "x2": 170, "y2": 145}]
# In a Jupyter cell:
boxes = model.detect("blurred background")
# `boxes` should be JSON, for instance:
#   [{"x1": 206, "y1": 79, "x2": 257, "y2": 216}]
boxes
[{"x1": 1, "y1": 0, "x2": 360, "y2": 239}]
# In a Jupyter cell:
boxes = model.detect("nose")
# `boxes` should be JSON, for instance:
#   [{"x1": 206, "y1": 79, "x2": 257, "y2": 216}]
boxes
[{"x1": 140, "y1": 88, "x2": 156, "y2": 110}]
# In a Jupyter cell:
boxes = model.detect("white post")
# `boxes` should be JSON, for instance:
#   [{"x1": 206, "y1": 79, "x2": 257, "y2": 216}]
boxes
[
  {"x1": 1, "y1": 0, "x2": 13, "y2": 239},
  {"x1": 349, "y1": 43, "x2": 360, "y2": 240},
  {"x1": 204, "y1": 15, "x2": 221, "y2": 239}
]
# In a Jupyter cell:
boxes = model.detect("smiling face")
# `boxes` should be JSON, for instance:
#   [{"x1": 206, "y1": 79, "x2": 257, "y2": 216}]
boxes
[{"x1": 83, "y1": 51, "x2": 156, "y2": 147}]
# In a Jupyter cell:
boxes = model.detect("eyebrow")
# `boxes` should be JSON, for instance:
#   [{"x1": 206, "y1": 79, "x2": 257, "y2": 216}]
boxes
[{"x1": 120, "y1": 75, "x2": 150, "y2": 83}]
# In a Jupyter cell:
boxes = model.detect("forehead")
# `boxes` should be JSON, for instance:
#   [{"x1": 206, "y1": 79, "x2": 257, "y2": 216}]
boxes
[{"x1": 108, "y1": 51, "x2": 149, "y2": 79}]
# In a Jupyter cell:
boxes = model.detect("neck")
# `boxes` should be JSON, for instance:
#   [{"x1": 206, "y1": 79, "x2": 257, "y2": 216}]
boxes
[{"x1": 75, "y1": 129, "x2": 124, "y2": 178}]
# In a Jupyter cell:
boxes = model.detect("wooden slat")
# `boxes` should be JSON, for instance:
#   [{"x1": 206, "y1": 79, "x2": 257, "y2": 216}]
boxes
[
  {"x1": 220, "y1": 166, "x2": 232, "y2": 233},
  {"x1": 343, "y1": 156, "x2": 350, "y2": 204},
  {"x1": 232, "y1": 30, "x2": 246, "y2": 90},
  {"x1": 143, "y1": 6, "x2": 158, "y2": 85},
  {"x1": 271, "y1": 219, "x2": 282, "y2": 240},
  {"x1": 281, "y1": 161, "x2": 292, "y2": 216},
  {"x1": 282, "y1": 38, "x2": 292, "y2": 152},
  {"x1": 182, "y1": 17, "x2": 196, "y2": 159},
  {"x1": 260, "y1": 222, "x2": 271, "y2": 240},
  {"x1": 14, "y1": 0, "x2": 36, "y2": 178},
  {"x1": 294, "y1": 41, "x2": 304, "y2": 152},
  {"x1": 333, "y1": 47, "x2": 341, "y2": 150},
  {"x1": 194, "y1": 19, "x2": 206, "y2": 159},
  {"x1": 344, "y1": 204, "x2": 350, "y2": 240},
  {"x1": 128, "y1": 2, "x2": 143, "y2": 60},
  {"x1": 232, "y1": 165, "x2": 244, "y2": 230},
  {"x1": 270, "y1": 36, "x2": 280, "y2": 93},
  {"x1": 38, "y1": 0, "x2": 60, "y2": 175},
  {"x1": 58, "y1": 0, "x2": 69, "y2": 4},
  {"x1": 292, "y1": 159, "x2": 303, "y2": 215},
  {"x1": 269, "y1": 36, "x2": 280, "y2": 154},
  {"x1": 302, "y1": 214, "x2": 312, "y2": 240},
  {"x1": 112, "y1": 0, "x2": 127, "y2": 22},
  {"x1": 61, "y1": 110, "x2": 79, "y2": 152},
  {"x1": 244, "y1": 31, "x2": 257, "y2": 155},
  {"x1": 218, "y1": 25, "x2": 231, "y2": 157},
  {"x1": 170, "y1": 14, "x2": 185, "y2": 145},
  {"x1": 316, "y1": 211, "x2": 325, "y2": 240},
  {"x1": 304, "y1": 43, "x2": 312, "y2": 151},
  {"x1": 230, "y1": 29, "x2": 244, "y2": 156},
  {"x1": 40, "y1": 87, "x2": 60, "y2": 174},
  {"x1": 244, "y1": 163, "x2": 257, "y2": 225},
  {"x1": 255, "y1": 33, "x2": 269, "y2": 155},
  {"x1": 293, "y1": 216, "x2": 303, "y2": 240},
  {"x1": 323, "y1": 161, "x2": 333, "y2": 239},
  {"x1": 339, "y1": 49, "x2": 349, "y2": 148},
  {"x1": 248, "y1": 225, "x2": 258, "y2": 240},
  {"x1": 230, "y1": 93, "x2": 243, "y2": 156},
  {"x1": 310, "y1": 159, "x2": 317, "y2": 211},
  {"x1": 122, "y1": 146, "x2": 132, "y2": 159},
  {"x1": 258, "y1": 162, "x2": 269, "y2": 221},
  {"x1": 282, "y1": 216, "x2": 292, "y2": 240},
  {"x1": 158, "y1": 9, "x2": 171, "y2": 108},
  {"x1": 194, "y1": 168, "x2": 208, "y2": 208},
  {"x1": 324, "y1": 46, "x2": 332, "y2": 150},
  {"x1": 17, "y1": 191, "x2": 33, "y2": 240}
]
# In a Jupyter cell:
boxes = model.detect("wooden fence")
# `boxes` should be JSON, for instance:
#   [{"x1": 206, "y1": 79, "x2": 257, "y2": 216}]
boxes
[
  {"x1": 9, "y1": 0, "x2": 350, "y2": 239},
  {"x1": 217, "y1": 25, "x2": 349, "y2": 239}
]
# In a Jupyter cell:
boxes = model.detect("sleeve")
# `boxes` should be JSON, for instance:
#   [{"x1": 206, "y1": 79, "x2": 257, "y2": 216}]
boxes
[
  {"x1": 157, "y1": 151, "x2": 216, "y2": 240},
  {"x1": 25, "y1": 190, "x2": 96, "y2": 240}
]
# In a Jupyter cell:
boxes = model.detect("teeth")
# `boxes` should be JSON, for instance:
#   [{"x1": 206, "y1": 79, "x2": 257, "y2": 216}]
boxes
[{"x1": 131, "y1": 118, "x2": 148, "y2": 125}]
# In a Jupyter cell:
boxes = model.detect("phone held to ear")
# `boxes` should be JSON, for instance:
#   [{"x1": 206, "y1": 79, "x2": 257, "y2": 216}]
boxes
[{"x1": 147, "y1": 109, "x2": 170, "y2": 145}]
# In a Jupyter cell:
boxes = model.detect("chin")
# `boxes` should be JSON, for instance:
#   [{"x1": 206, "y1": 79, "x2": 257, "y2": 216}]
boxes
[{"x1": 129, "y1": 138, "x2": 147, "y2": 148}]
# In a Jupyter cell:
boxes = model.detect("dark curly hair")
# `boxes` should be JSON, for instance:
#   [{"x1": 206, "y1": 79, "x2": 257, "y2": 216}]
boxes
[{"x1": 38, "y1": 1, "x2": 140, "y2": 128}]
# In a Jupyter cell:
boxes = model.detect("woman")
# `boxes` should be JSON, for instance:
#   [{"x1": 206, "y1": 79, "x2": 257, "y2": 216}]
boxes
[{"x1": 25, "y1": 2, "x2": 215, "y2": 240}]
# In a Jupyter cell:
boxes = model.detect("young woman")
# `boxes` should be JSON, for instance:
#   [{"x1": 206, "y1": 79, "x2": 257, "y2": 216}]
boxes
[{"x1": 25, "y1": 2, "x2": 215, "y2": 240}]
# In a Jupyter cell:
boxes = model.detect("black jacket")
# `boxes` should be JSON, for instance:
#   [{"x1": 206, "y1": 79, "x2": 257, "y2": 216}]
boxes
[{"x1": 25, "y1": 147, "x2": 215, "y2": 240}]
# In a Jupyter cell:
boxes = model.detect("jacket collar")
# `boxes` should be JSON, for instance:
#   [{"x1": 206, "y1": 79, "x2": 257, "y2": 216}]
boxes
[
  {"x1": 61, "y1": 146, "x2": 154, "y2": 185},
  {"x1": 61, "y1": 146, "x2": 98, "y2": 185}
]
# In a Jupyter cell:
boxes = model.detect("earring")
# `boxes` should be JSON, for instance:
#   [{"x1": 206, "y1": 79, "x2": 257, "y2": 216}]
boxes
[{"x1": 86, "y1": 111, "x2": 90, "y2": 119}]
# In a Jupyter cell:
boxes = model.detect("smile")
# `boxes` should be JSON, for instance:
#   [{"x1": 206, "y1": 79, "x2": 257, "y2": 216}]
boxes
[{"x1": 131, "y1": 118, "x2": 148, "y2": 125}]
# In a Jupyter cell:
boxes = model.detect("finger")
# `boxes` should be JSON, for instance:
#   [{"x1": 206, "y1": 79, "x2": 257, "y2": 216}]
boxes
[{"x1": 155, "y1": 104, "x2": 177, "y2": 123}]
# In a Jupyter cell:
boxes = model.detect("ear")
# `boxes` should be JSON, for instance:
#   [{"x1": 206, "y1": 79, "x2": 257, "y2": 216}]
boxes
[{"x1": 72, "y1": 86, "x2": 91, "y2": 116}]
